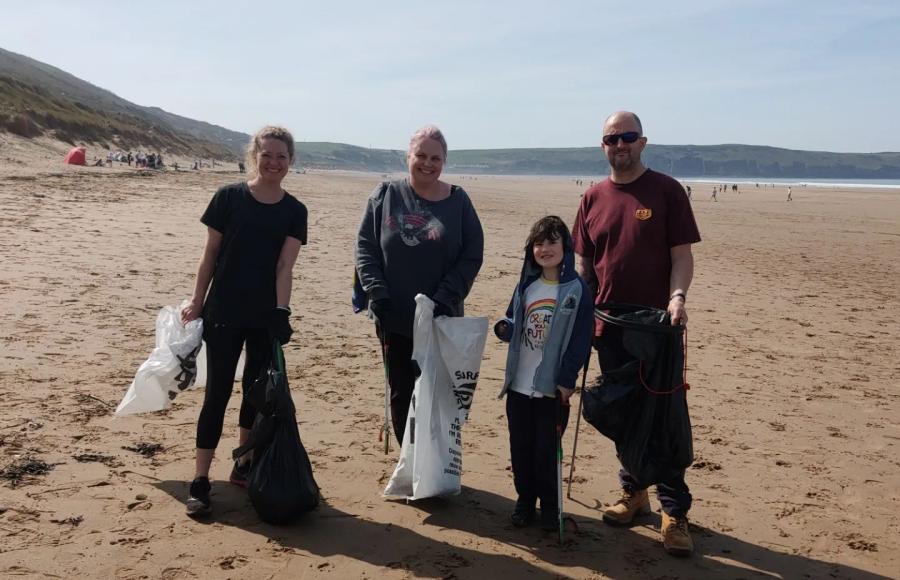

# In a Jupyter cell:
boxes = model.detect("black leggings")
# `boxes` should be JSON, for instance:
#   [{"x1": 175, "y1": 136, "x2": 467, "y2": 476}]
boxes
[
  {"x1": 376, "y1": 325, "x2": 419, "y2": 445},
  {"x1": 195, "y1": 324, "x2": 269, "y2": 449}
]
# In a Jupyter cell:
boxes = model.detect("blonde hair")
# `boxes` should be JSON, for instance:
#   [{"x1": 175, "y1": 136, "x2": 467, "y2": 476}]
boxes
[
  {"x1": 409, "y1": 124, "x2": 448, "y2": 160},
  {"x1": 245, "y1": 126, "x2": 295, "y2": 175}
]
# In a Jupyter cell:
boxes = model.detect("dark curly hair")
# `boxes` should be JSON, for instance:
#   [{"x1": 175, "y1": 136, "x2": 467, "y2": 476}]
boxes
[{"x1": 524, "y1": 215, "x2": 571, "y2": 268}]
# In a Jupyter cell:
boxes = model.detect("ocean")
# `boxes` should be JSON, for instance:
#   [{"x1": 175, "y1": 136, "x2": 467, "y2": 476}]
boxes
[{"x1": 678, "y1": 177, "x2": 900, "y2": 190}]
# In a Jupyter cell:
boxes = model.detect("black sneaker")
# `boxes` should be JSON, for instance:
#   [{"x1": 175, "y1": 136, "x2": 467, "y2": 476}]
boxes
[
  {"x1": 229, "y1": 460, "x2": 251, "y2": 489},
  {"x1": 510, "y1": 508, "x2": 535, "y2": 527},
  {"x1": 510, "y1": 497, "x2": 536, "y2": 527},
  {"x1": 186, "y1": 476, "x2": 211, "y2": 517}
]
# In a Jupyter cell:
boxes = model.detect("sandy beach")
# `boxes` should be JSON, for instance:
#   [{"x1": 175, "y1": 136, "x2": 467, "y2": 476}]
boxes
[{"x1": 1, "y1": 136, "x2": 898, "y2": 579}]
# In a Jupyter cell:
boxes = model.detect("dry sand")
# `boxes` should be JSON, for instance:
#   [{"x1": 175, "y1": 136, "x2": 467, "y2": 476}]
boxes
[{"x1": 1, "y1": 135, "x2": 898, "y2": 579}]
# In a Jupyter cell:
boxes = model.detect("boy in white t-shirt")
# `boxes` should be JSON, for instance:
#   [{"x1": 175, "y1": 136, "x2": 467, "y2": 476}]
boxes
[{"x1": 495, "y1": 216, "x2": 594, "y2": 530}]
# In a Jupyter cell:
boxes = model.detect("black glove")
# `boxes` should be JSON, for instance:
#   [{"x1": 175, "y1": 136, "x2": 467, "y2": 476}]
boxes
[
  {"x1": 433, "y1": 301, "x2": 453, "y2": 318},
  {"x1": 268, "y1": 307, "x2": 293, "y2": 345},
  {"x1": 369, "y1": 298, "x2": 391, "y2": 322},
  {"x1": 493, "y1": 319, "x2": 512, "y2": 342}
]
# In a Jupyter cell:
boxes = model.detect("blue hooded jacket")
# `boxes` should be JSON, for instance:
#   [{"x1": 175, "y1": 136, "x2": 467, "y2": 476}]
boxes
[{"x1": 496, "y1": 228, "x2": 594, "y2": 397}]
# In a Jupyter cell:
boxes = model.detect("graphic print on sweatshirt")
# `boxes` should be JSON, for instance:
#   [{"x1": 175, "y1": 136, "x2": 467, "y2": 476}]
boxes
[{"x1": 386, "y1": 209, "x2": 444, "y2": 247}]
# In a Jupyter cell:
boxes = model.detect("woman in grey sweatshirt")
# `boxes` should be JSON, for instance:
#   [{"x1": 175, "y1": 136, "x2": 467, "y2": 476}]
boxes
[{"x1": 355, "y1": 125, "x2": 484, "y2": 445}]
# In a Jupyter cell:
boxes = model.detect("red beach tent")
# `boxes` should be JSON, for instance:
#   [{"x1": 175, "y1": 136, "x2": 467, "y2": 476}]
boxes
[{"x1": 64, "y1": 146, "x2": 86, "y2": 165}]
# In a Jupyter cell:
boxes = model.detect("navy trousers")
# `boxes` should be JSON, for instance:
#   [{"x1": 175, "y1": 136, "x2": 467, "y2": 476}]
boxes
[{"x1": 506, "y1": 390, "x2": 570, "y2": 514}]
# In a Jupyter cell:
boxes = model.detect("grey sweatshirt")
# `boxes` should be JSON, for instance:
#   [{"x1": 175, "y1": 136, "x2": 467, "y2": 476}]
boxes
[{"x1": 355, "y1": 179, "x2": 484, "y2": 337}]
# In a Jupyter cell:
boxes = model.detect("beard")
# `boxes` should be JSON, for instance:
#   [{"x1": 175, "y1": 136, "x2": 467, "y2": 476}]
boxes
[{"x1": 608, "y1": 150, "x2": 639, "y2": 171}]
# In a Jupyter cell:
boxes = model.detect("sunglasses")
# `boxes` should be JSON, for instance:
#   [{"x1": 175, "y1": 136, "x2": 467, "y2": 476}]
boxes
[{"x1": 602, "y1": 132, "x2": 641, "y2": 146}]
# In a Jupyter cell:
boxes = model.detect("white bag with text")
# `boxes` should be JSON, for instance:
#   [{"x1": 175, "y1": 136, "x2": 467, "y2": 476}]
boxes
[{"x1": 383, "y1": 295, "x2": 488, "y2": 500}]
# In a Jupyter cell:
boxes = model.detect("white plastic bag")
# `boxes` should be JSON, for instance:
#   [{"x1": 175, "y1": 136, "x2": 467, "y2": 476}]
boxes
[
  {"x1": 383, "y1": 294, "x2": 488, "y2": 499},
  {"x1": 115, "y1": 302, "x2": 203, "y2": 416}
]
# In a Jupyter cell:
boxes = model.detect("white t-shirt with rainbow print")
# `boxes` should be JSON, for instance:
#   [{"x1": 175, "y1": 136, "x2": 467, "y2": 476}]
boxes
[{"x1": 511, "y1": 277, "x2": 557, "y2": 398}]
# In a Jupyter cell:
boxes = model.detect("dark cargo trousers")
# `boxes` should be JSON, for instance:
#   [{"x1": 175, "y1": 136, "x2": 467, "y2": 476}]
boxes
[{"x1": 595, "y1": 328, "x2": 693, "y2": 517}]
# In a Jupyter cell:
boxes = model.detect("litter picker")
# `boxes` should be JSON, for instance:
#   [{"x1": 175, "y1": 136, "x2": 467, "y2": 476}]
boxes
[
  {"x1": 566, "y1": 356, "x2": 590, "y2": 499},
  {"x1": 556, "y1": 395, "x2": 565, "y2": 544},
  {"x1": 378, "y1": 335, "x2": 391, "y2": 454}
]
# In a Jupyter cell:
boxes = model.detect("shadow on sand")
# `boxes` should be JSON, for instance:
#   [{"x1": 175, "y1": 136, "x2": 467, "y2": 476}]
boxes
[{"x1": 154, "y1": 481, "x2": 888, "y2": 579}]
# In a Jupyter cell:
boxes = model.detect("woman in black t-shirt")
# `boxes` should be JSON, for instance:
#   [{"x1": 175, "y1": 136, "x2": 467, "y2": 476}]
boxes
[{"x1": 180, "y1": 126, "x2": 308, "y2": 517}]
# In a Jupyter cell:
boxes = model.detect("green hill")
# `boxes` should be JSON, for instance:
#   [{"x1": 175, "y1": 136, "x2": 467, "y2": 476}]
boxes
[
  {"x1": 3, "y1": 46, "x2": 899, "y2": 178},
  {"x1": 0, "y1": 47, "x2": 236, "y2": 158}
]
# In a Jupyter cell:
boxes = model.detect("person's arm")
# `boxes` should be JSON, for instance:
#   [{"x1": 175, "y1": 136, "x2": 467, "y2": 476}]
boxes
[
  {"x1": 275, "y1": 236, "x2": 303, "y2": 308},
  {"x1": 668, "y1": 243, "x2": 694, "y2": 325},
  {"x1": 572, "y1": 195, "x2": 598, "y2": 295},
  {"x1": 355, "y1": 186, "x2": 390, "y2": 302},
  {"x1": 182, "y1": 227, "x2": 223, "y2": 323},
  {"x1": 575, "y1": 252, "x2": 597, "y2": 295},
  {"x1": 433, "y1": 196, "x2": 484, "y2": 313}
]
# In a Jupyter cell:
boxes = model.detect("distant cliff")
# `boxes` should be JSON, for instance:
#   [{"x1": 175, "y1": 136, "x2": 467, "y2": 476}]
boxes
[{"x1": 294, "y1": 143, "x2": 900, "y2": 179}]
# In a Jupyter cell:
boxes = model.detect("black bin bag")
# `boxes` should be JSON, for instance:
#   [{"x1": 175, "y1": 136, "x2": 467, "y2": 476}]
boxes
[
  {"x1": 233, "y1": 340, "x2": 319, "y2": 523},
  {"x1": 582, "y1": 303, "x2": 693, "y2": 487}
]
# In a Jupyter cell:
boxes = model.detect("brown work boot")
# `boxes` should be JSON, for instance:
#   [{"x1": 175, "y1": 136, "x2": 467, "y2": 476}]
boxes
[
  {"x1": 660, "y1": 511, "x2": 693, "y2": 557},
  {"x1": 602, "y1": 488, "x2": 651, "y2": 525}
]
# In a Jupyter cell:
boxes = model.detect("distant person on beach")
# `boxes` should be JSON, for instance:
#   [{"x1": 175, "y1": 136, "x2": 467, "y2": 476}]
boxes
[
  {"x1": 786, "y1": 187, "x2": 792, "y2": 201},
  {"x1": 711, "y1": 187, "x2": 718, "y2": 202},
  {"x1": 685, "y1": 185, "x2": 692, "y2": 199},
  {"x1": 494, "y1": 215, "x2": 593, "y2": 531},
  {"x1": 355, "y1": 124, "x2": 484, "y2": 446},
  {"x1": 180, "y1": 126, "x2": 308, "y2": 517},
  {"x1": 573, "y1": 110, "x2": 701, "y2": 556}
]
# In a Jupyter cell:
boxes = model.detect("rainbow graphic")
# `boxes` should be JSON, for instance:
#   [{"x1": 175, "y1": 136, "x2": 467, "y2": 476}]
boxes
[{"x1": 523, "y1": 298, "x2": 555, "y2": 350}]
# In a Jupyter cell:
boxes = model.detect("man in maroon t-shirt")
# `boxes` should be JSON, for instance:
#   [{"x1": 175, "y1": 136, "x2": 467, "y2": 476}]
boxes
[{"x1": 573, "y1": 111, "x2": 701, "y2": 557}]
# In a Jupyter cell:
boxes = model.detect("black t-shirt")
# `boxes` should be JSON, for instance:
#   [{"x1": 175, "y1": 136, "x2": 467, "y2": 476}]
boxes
[{"x1": 201, "y1": 182, "x2": 308, "y2": 327}]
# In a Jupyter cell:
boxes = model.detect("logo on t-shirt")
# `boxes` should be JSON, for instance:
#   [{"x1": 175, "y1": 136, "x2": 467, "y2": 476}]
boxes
[
  {"x1": 524, "y1": 298, "x2": 555, "y2": 350},
  {"x1": 635, "y1": 208, "x2": 652, "y2": 220},
  {"x1": 386, "y1": 210, "x2": 444, "y2": 246}
]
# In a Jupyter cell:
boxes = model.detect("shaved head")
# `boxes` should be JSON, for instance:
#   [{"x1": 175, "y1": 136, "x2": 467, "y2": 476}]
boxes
[
  {"x1": 604, "y1": 111, "x2": 643, "y2": 136},
  {"x1": 601, "y1": 110, "x2": 647, "y2": 180}
]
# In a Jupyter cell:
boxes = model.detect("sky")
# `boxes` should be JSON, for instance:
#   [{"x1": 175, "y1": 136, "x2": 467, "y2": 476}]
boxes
[{"x1": 3, "y1": 0, "x2": 899, "y2": 153}]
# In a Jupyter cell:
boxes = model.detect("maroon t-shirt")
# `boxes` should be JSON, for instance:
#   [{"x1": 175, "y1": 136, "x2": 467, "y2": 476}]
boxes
[{"x1": 572, "y1": 169, "x2": 701, "y2": 336}]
